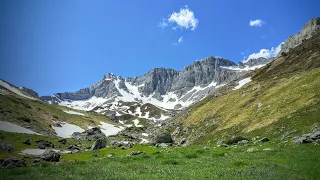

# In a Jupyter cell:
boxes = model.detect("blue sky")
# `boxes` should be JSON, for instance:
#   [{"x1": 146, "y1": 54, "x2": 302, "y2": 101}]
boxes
[{"x1": 0, "y1": 0, "x2": 319, "y2": 96}]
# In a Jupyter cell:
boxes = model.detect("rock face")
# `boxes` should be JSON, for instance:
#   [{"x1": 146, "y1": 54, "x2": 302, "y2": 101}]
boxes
[
  {"x1": 154, "y1": 133, "x2": 173, "y2": 144},
  {"x1": 40, "y1": 150, "x2": 61, "y2": 162},
  {"x1": 72, "y1": 127, "x2": 106, "y2": 141},
  {"x1": 41, "y1": 56, "x2": 266, "y2": 112},
  {"x1": 279, "y1": 17, "x2": 320, "y2": 55},
  {"x1": 0, "y1": 158, "x2": 26, "y2": 169},
  {"x1": 0, "y1": 141, "x2": 13, "y2": 152},
  {"x1": 36, "y1": 140, "x2": 54, "y2": 149},
  {"x1": 20, "y1": 87, "x2": 39, "y2": 98},
  {"x1": 91, "y1": 138, "x2": 107, "y2": 150}
]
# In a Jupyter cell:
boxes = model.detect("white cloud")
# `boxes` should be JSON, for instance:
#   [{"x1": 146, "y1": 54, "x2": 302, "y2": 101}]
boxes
[
  {"x1": 159, "y1": 6, "x2": 199, "y2": 31},
  {"x1": 174, "y1": 36, "x2": 183, "y2": 46},
  {"x1": 249, "y1": 19, "x2": 264, "y2": 27},
  {"x1": 158, "y1": 18, "x2": 168, "y2": 29},
  {"x1": 243, "y1": 42, "x2": 283, "y2": 62}
]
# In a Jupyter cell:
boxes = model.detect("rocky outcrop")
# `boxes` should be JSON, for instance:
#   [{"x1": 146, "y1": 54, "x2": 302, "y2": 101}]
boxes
[
  {"x1": 154, "y1": 133, "x2": 173, "y2": 144},
  {"x1": 36, "y1": 140, "x2": 54, "y2": 149},
  {"x1": 91, "y1": 138, "x2": 107, "y2": 150},
  {"x1": 72, "y1": 127, "x2": 106, "y2": 141},
  {"x1": 41, "y1": 56, "x2": 270, "y2": 111},
  {"x1": 0, "y1": 141, "x2": 13, "y2": 152},
  {"x1": 40, "y1": 150, "x2": 61, "y2": 162},
  {"x1": 20, "y1": 87, "x2": 39, "y2": 98},
  {"x1": 0, "y1": 158, "x2": 26, "y2": 169},
  {"x1": 279, "y1": 17, "x2": 320, "y2": 55}
]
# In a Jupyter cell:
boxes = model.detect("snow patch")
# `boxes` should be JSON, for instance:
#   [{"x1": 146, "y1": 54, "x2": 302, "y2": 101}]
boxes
[
  {"x1": 221, "y1": 65, "x2": 266, "y2": 71},
  {"x1": 0, "y1": 121, "x2": 40, "y2": 135},
  {"x1": 98, "y1": 122, "x2": 123, "y2": 136},
  {"x1": 233, "y1": 78, "x2": 252, "y2": 90},
  {"x1": 63, "y1": 110, "x2": 85, "y2": 116},
  {"x1": 52, "y1": 123, "x2": 85, "y2": 138},
  {"x1": 133, "y1": 119, "x2": 143, "y2": 127}
]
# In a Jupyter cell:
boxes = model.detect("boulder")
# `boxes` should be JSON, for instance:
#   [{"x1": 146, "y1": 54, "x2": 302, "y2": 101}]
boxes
[
  {"x1": 58, "y1": 138, "x2": 67, "y2": 144},
  {"x1": 90, "y1": 138, "x2": 107, "y2": 150},
  {"x1": 0, "y1": 141, "x2": 13, "y2": 152},
  {"x1": 130, "y1": 151, "x2": 144, "y2": 156},
  {"x1": 226, "y1": 136, "x2": 248, "y2": 145},
  {"x1": 40, "y1": 150, "x2": 61, "y2": 162},
  {"x1": 23, "y1": 139, "x2": 32, "y2": 145},
  {"x1": 0, "y1": 158, "x2": 26, "y2": 169},
  {"x1": 247, "y1": 148, "x2": 256, "y2": 153},
  {"x1": 258, "y1": 137, "x2": 270, "y2": 143},
  {"x1": 156, "y1": 143, "x2": 169, "y2": 148},
  {"x1": 237, "y1": 140, "x2": 249, "y2": 145},
  {"x1": 310, "y1": 130, "x2": 320, "y2": 140},
  {"x1": 154, "y1": 133, "x2": 173, "y2": 144},
  {"x1": 36, "y1": 140, "x2": 54, "y2": 149},
  {"x1": 67, "y1": 145, "x2": 80, "y2": 151},
  {"x1": 72, "y1": 127, "x2": 106, "y2": 141},
  {"x1": 294, "y1": 137, "x2": 312, "y2": 144}
]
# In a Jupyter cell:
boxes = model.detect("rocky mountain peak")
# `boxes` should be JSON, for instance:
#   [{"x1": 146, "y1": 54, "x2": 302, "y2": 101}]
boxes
[{"x1": 279, "y1": 17, "x2": 320, "y2": 55}]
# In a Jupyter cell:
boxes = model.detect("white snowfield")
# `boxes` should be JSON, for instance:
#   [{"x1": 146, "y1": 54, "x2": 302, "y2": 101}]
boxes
[
  {"x1": 52, "y1": 122, "x2": 85, "y2": 138},
  {"x1": 98, "y1": 122, "x2": 124, "y2": 136},
  {"x1": 0, "y1": 121, "x2": 41, "y2": 135},
  {"x1": 63, "y1": 110, "x2": 85, "y2": 116},
  {"x1": 0, "y1": 79, "x2": 35, "y2": 100},
  {"x1": 233, "y1": 78, "x2": 252, "y2": 90}
]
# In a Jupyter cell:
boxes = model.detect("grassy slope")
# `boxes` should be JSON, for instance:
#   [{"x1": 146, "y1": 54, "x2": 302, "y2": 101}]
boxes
[
  {"x1": 1, "y1": 143, "x2": 320, "y2": 180},
  {"x1": 0, "y1": 131, "x2": 93, "y2": 159},
  {"x1": 171, "y1": 33, "x2": 320, "y2": 144},
  {"x1": 0, "y1": 94, "x2": 117, "y2": 135}
]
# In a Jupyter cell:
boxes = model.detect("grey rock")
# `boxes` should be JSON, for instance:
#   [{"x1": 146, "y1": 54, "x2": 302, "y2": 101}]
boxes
[
  {"x1": 157, "y1": 143, "x2": 169, "y2": 148},
  {"x1": 227, "y1": 136, "x2": 248, "y2": 145},
  {"x1": 67, "y1": 145, "x2": 80, "y2": 151},
  {"x1": 237, "y1": 140, "x2": 249, "y2": 145},
  {"x1": 247, "y1": 148, "x2": 256, "y2": 153},
  {"x1": 36, "y1": 140, "x2": 54, "y2": 149},
  {"x1": 216, "y1": 139, "x2": 225, "y2": 145},
  {"x1": 0, "y1": 141, "x2": 13, "y2": 152},
  {"x1": 203, "y1": 146, "x2": 210, "y2": 150},
  {"x1": 72, "y1": 127, "x2": 106, "y2": 141},
  {"x1": 0, "y1": 158, "x2": 26, "y2": 169},
  {"x1": 294, "y1": 137, "x2": 312, "y2": 144},
  {"x1": 23, "y1": 139, "x2": 32, "y2": 145},
  {"x1": 258, "y1": 137, "x2": 270, "y2": 143},
  {"x1": 310, "y1": 130, "x2": 320, "y2": 140},
  {"x1": 90, "y1": 138, "x2": 107, "y2": 150},
  {"x1": 40, "y1": 150, "x2": 61, "y2": 162},
  {"x1": 154, "y1": 133, "x2": 173, "y2": 144},
  {"x1": 263, "y1": 148, "x2": 273, "y2": 151},
  {"x1": 20, "y1": 87, "x2": 39, "y2": 98},
  {"x1": 279, "y1": 17, "x2": 320, "y2": 55},
  {"x1": 58, "y1": 138, "x2": 67, "y2": 144},
  {"x1": 130, "y1": 151, "x2": 144, "y2": 156}
]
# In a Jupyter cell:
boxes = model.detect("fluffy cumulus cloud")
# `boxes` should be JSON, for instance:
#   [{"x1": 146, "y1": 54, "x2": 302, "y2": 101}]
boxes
[
  {"x1": 249, "y1": 19, "x2": 264, "y2": 27},
  {"x1": 243, "y1": 42, "x2": 283, "y2": 62},
  {"x1": 174, "y1": 36, "x2": 183, "y2": 46},
  {"x1": 159, "y1": 6, "x2": 199, "y2": 30}
]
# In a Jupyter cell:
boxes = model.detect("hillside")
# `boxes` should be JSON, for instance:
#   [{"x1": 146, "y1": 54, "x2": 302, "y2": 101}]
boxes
[{"x1": 169, "y1": 32, "x2": 320, "y2": 145}]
